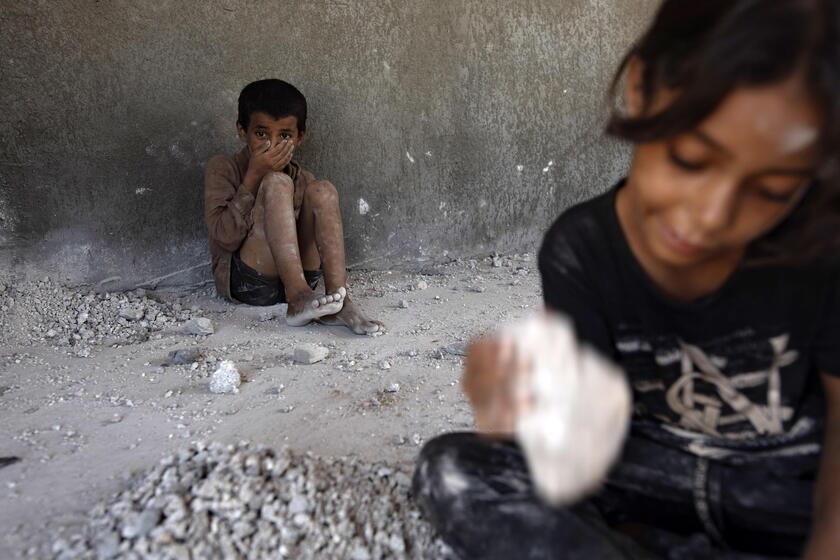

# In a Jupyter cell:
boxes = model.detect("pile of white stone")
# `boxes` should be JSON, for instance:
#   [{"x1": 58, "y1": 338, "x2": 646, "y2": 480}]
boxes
[
  {"x1": 51, "y1": 441, "x2": 454, "y2": 560},
  {"x1": 0, "y1": 278, "x2": 197, "y2": 351}
]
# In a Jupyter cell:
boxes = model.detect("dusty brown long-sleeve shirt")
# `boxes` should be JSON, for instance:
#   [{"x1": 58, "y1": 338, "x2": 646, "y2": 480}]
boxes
[{"x1": 203, "y1": 147, "x2": 314, "y2": 300}]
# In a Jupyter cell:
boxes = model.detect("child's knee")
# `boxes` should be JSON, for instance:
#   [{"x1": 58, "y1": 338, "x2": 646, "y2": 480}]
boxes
[
  {"x1": 305, "y1": 179, "x2": 338, "y2": 206},
  {"x1": 260, "y1": 172, "x2": 295, "y2": 201},
  {"x1": 412, "y1": 433, "x2": 473, "y2": 504}
]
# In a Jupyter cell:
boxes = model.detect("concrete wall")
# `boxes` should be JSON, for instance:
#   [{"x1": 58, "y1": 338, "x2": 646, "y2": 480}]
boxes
[{"x1": 0, "y1": 0, "x2": 659, "y2": 289}]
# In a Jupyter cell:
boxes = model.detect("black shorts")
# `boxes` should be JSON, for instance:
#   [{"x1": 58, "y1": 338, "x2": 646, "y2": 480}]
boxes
[{"x1": 230, "y1": 251, "x2": 321, "y2": 306}]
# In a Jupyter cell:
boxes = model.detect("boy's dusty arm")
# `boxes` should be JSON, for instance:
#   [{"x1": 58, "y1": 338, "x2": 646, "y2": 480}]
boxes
[
  {"x1": 804, "y1": 373, "x2": 840, "y2": 560},
  {"x1": 204, "y1": 156, "x2": 258, "y2": 253}
]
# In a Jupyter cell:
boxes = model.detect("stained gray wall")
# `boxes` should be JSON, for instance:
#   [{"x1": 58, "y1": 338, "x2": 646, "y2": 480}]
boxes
[{"x1": 0, "y1": 0, "x2": 659, "y2": 288}]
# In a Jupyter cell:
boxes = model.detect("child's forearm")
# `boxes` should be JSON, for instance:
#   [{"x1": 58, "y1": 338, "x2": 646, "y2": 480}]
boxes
[{"x1": 241, "y1": 169, "x2": 263, "y2": 196}]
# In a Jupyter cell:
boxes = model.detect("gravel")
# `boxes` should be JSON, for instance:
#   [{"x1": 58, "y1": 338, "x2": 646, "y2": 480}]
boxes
[
  {"x1": 50, "y1": 441, "x2": 456, "y2": 559},
  {"x1": 0, "y1": 277, "x2": 199, "y2": 352}
]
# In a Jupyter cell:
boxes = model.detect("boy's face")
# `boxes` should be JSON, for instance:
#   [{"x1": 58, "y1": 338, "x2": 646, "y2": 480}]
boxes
[
  {"x1": 621, "y1": 72, "x2": 821, "y2": 271},
  {"x1": 237, "y1": 112, "x2": 304, "y2": 154}
]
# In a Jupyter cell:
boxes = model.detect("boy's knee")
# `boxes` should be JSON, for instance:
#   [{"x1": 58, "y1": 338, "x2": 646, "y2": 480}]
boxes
[
  {"x1": 260, "y1": 172, "x2": 295, "y2": 200},
  {"x1": 305, "y1": 179, "x2": 338, "y2": 206},
  {"x1": 262, "y1": 171, "x2": 294, "y2": 189}
]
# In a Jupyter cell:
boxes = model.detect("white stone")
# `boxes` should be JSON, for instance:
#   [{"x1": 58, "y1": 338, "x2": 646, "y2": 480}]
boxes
[
  {"x1": 509, "y1": 314, "x2": 631, "y2": 506},
  {"x1": 415, "y1": 280, "x2": 428, "y2": 290},
  {"x1": 209, "y1": 361, "x2": 241, "y2": 394},
  {"x1": 293, "y1": 344, "x2": 329, "y2": 365}
]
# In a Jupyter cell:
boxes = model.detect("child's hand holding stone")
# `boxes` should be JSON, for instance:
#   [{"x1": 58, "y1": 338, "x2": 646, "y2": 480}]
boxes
[{"x1": 464, "y1": 314, "x2": 632, "y2": 505}]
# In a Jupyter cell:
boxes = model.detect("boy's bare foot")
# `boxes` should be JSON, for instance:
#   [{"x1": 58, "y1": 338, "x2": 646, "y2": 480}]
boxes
[
  {"x1": 286, "y1": 287, "x2": 347, "y2": 327},
  {"x1": 319, "y1": 296, "x2": 385, "y2": 336}
]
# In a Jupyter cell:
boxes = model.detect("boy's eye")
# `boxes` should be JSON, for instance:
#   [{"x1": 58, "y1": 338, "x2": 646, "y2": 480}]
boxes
[
  {"x1": 281, "y1": 133, "x2": 291, "y2": 139},
  {"x1": 255, "y1": 131, "x2": 266, "y2": 137}
]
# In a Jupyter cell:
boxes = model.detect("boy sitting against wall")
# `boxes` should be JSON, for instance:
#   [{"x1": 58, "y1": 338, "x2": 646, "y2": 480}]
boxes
[{"x1": 204, "y1": 79, "x2": 383, "y2": 335}]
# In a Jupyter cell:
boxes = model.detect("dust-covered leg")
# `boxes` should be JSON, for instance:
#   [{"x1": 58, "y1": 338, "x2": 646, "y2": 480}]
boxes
[
  {"x1": 298, "y1": 179, "x2": 384, "y2": 335},
  {"x1": 412, "y1": 432, "x2": 650, "y2": 560},
  {"x1": 238, "y1": 172, "x2": 344, "y2": 323}
]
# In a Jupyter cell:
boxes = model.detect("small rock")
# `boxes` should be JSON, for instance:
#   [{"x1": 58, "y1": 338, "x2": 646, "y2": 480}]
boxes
[
  {"x1": 385, "y1": 383, "x2": 400, "y2": 393},
  {"x1": 164, "y1": 348, "x2": 203, "y2": 366},
  {"x1": 443, "y1": 342, "x2": 468, "y2": 356},
  {"x1": 379, "y1": 360, "x2": 391, "y2": 370},
  {"x1": 121, "y1": 507, "x2": 160, "y2": 539},
  {"x1": 415, "y1": 280, "x2": 428, "y2": 290},
  {"x1": 398, "y1": 299, "x2": 409, "y2": 309},
  {"x1": 93, "y1": 529, "x2": 120, "y2": 559},
  {"x1": 287, "y1": 494, "x2": 309, "y2": 515},
  {"x1": 209, "y1": 361, "x2": 241, "y2": 394},
  {"x1": 293, "y1": 344, "x2": 329, "y2": 365},
  {"x1": 180, "y1": 318, "x2": 214, "y2": 336},
  {"x1": 350, "y1": 546, "x2": 372, "y2": 560},
  {"x1": 119, "y1": 308, "x2": 144, "y2": 321}
]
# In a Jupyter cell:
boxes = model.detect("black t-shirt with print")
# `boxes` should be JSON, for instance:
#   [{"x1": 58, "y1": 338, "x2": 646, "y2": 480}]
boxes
[{"x1": 538, "y1": 182, "x2": 840, "y2": 467}]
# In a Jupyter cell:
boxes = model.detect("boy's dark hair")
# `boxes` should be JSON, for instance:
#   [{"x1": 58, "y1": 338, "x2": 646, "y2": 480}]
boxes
[
  {"x1": 237, "y1": 79, "x2": 307, "y2": 133},
  {"x1": 607, "y1": 0, "x2": 840, "y2": 265}
]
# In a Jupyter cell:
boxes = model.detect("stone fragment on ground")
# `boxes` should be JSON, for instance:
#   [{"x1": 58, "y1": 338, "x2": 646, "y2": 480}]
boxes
[
  {"x1": 293, "y1": 343, "x2": 329, "y2": 364},
  {"x1": 163, "y1": 347, "x2": 204, "y2": 366},
  {"x1": 208, "y1": 360, "x2": 241, "y2": 394},
  {"x1": 442, "y1": 341, "x2": 468, "y2": 356},
  {"x1": 180, "y1": 317, "x2": 214, "y2": 336}
]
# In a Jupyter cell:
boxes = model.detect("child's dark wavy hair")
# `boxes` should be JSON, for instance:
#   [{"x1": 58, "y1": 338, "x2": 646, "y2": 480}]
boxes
[
  {"x1": 237, "y1": 79, "x2": 307, "y2": 133},
  {"x1": 607, "y1": 0, "x2": 840, "y2": 265}
]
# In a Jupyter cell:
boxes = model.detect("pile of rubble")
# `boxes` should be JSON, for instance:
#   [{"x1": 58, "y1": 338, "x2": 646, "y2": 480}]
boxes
[
  {"x1": 0, "y1": 278, "x2": 199, "y2": 353},
  {"x1": 51, "y1": 441, "x2": 455, "y2": 559}
]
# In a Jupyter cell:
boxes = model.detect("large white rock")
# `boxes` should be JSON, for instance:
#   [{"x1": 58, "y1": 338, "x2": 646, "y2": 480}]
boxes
[
  {"x1": 508, "y1": 314, "x2": 631, "y2": 506},
  {"x1": 209, "y1": 360, "x2": 241, "y2": 394}
]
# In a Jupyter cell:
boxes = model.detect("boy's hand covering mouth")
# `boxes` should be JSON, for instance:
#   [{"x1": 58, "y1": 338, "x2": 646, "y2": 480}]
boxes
[{"x1": 244, "y1": 139, "x2": 295, "y2": 186}]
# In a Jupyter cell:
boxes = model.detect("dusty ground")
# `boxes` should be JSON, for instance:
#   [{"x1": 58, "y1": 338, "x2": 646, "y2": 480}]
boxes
[{"x1": 0, "y1": 254, "x2": 540, "y2": 558}]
